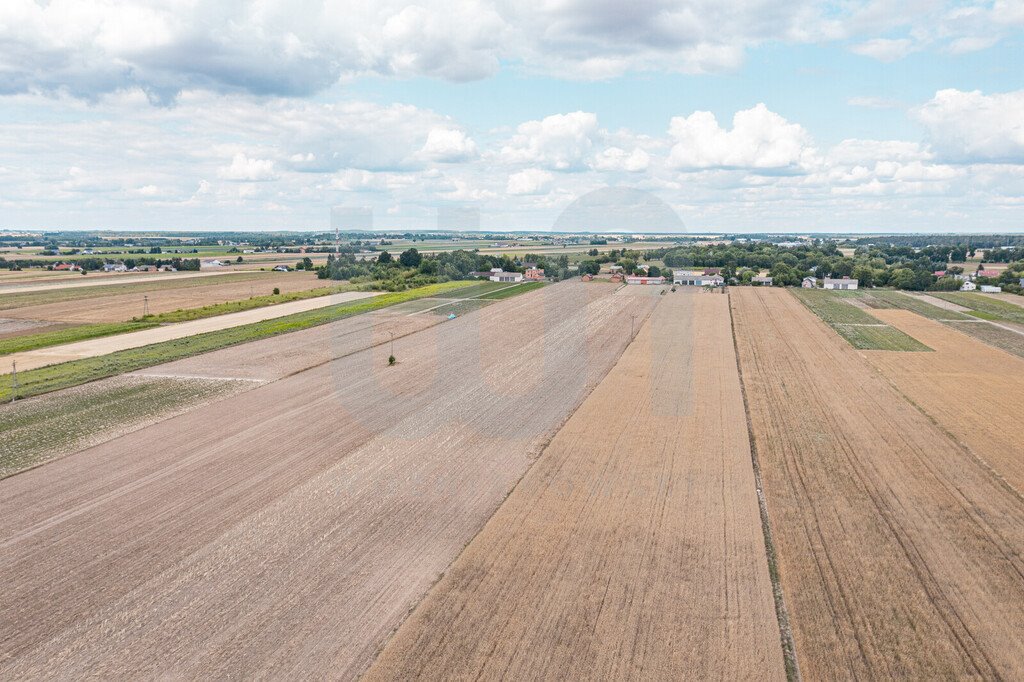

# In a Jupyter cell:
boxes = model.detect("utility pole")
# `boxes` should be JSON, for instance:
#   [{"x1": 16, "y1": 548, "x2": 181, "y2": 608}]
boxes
[
  {"x1": 390, "y1": 331, "x2": 395, "y2": 357},
  {"x1": 142, "y1": 295, "x2": 149, "y2": 317},
  {"x1": 10, "y1": 360, "x2": 18, "y2": 403},
  {"x1": 630, "y1": 313, "x2": 636, "y2": 339}
]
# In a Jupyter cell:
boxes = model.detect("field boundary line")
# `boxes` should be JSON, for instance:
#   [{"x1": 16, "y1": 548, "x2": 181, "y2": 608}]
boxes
[
  {"x1": 360, "y1": 290, "x2": 658, "y2": 678},
  {"x1": 728, "y1": 291, "x2": 801, "y2": 682}
]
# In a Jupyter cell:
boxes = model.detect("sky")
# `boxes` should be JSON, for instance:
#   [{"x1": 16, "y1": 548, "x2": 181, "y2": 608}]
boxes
[{"x1": 1, "y1": 1, "x2": 1023, "y2": 234}]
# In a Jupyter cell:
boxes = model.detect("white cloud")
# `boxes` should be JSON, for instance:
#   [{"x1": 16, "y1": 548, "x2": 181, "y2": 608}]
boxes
[
  {"x1": 506, "y1": 168, "x2": 553, "y2": 195},
  {"x1": 667, "y1": 104, "x2": 814, "y2": 171},
  {"x1": 593, "y1": 147, "x2": 650, "y2": 172},
  {"x1": 850, "y1": 38, "x2": 916, "y2": 62},
  {"x1": 501, "y1": 112, "x2": 599, "y2": 170},
  {"x1": 914, "y1": 89, "x2": 1024, "y2": 163},
  {"x1": 419, "y1": 128, "x2": 478, "y2": 163},
  {"x1": 218, "y1": 153, "x2": 278, "y2": 182}
]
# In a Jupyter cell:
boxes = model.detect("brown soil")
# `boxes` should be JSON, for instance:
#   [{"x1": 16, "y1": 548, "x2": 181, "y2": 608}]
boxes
[
  {"x1": 0, "y1": 282, "x2": 660, "y2": 679},
  {"x1": 730, "y1": 287, "x2": 1024, "y2": 679},
  {"x1": 367, "y1": 291, "x2": 785, "y2": 680}
]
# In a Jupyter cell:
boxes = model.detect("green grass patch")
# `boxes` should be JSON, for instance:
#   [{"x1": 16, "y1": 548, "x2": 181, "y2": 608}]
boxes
[
  {"x1": 0, "y1": 321, "x2": 159, "y2": 356},
  {"x1": 857, "y1": 290, "x2": 972, "y2": 320},
  {"x1": 790, "y1": 289, "x2": 930, "y2": 351},
  {"x1": 477, "y1": 281, "x2": 547, "y2": 300},
  {"x1": 931, "y1": 292, "x2": 1024, "y2": 325},
  {"x1": 0, "y1": 280, "x2": 474, "y2": 402},
  {"x1": 439, "y1": 281, "x2": 513, "y2": 298}
]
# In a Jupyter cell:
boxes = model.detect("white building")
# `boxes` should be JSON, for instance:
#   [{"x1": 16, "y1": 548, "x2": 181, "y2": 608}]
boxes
[
  {"x1": 490, "y1": 270, "x2": 523, "y2": 283},
  {"x1": 752, "y1": 276, "x2": 773, "y2": 286},
  {"x1": 673, "y1": 270, "x2": 724, "y2": 286},
  {"x1": 823, "y1": 277, "x2": 858, "y2": 290},
  {"x1": 802, "y1": 277, "x2": 818, "y2": 288},
  {"x1": 960, "y1": 281, "x2": 977, "y2": 291},
  {"x1": 980, "y1": 285, "x2": 1002, "y2": 293}
]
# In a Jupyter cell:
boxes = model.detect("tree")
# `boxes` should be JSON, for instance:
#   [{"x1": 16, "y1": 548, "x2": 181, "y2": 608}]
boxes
[
  {"x1": 301, "y1": 256, "x2": 313, "y2": 270},
  {"x1": 377, "y1": 250, "x2": 392, "y2": 264},
  {"x1": 399, "y1": 248, "x2": 421, "y2": 267},
  {"x1": 648, "y1": 265, "x2": 661, "y2": 277}
]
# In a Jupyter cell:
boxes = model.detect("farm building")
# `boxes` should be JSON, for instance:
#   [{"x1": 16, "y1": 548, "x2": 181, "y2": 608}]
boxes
[
  {"x1": 609, "y1": 273, "x2": 624, "y2": 283},
  {"x1": 581, "y1": 274, "x2": 594, "y2": 282},
  {"x1": 673, "y1": 270, "x2": 724, "y2": 286},
  {"x1": 607, "y1": 265, "x2": 624, "y2": 274},
  {"x1": 823, "y1": 277, "x2": 858, "y2": 290},
  {"x1": 102, "y1": 263, "x2": 128, "y2": 272},
  {"x1": 524, "y1": 268, "x2": 545, "y2": 281},
  {"x1": 980, "y1": 285, "x2": 1002, "y2": 293},
  {"x1": 703, "y1": 267, "x2": 723, "y2": 276},
  {"x1": 802, "y1": 277, "x2": 818, "y2": 288},
  {"x1": 490, "y1": 270, "x2": 524, "y2": 283},
  {"x1": 1020, "y1": 278, "x2": 1024, "y2": 288},
  {"x1": 53, "y1": 263, "x2": 81, "y2": 271},
  {"x1": 961, "y1": 281, "x2": 977, "y2": 291},
  {"x1": 752, "y1": 276, "x2": 773, "y2": 286},
  {"x1": 626, "y1": 275, "x2": 666, "y2": 285},
  {"x1": 977, "y1": 269, "x2": 1000, "y2": 278}
]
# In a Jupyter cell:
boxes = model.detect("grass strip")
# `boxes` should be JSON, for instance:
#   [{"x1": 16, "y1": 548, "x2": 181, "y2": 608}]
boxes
[
  {"x1": 791, "y1": 289, "x2": 930, "y2": 351},
  {"x1": 0, "y1": 280, "x2": 473, "y2": 402},
  {"x1": 138, "y1": 282, "x2": 359, "y2": 323},
  {"x1": 0, "y1": 321, "x2": 159, "y2": 356},
  {"x1": 477, "y1": 281, "x2": 547, "y2": 299},
  {"x1": 931, "y1": 292, "x2": 1024, "y2": 325}
]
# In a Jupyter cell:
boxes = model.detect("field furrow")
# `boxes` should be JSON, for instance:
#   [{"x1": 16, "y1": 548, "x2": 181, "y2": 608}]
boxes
[
  {"x1": 366, "y1": 291, "x2": 785, "y2": 680},
  {"x1": 0, "y1": 282, "x2": 658, "y2": 678},
  {"x1": 731, "y1": 287, "x2": 1024, "y2": 679}
]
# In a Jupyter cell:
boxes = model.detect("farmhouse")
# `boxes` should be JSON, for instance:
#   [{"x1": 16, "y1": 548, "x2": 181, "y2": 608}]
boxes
[
  {"x1": 609, "y1": 273, "x2": 624, "y2": 283},
  {"x1": 102, "y1": 263, "x2": 128, "y2": 272},
  {"x1": 581, "y1": 274, "x2": 594, "y2": 282},
  {"x1": 490, "y1": 270, "x2": 524, "y2": 283},
  {"x1": 977, "y1": 269, "x2": 1000, "y2": 278},
  {"x1": 273, "y1": 265, "x2": 290, "y2": 272},
  {"x1": 524, "y1": 268, "x2": 545, "y2": 281},
  {"x1": 823, "y1": 277, "x2": 858, "y2": 290},
  {"x1": 673, "y1": 270, "x2": 724, "y2": 286},
  {"x1": 802, "y1": 277, "x2": 818, "y2": 288},
  {"x1": 961, "y1": 281, "x2": 977, "y2": 291},
  {"x1": 53, "y1": 263, "x2": 81, "y2": 271},
  {"x1": 980, "y1": 285, "x2": 1002, "y2": 293},
  {"x1": 626, "y1": 275, "x2": 666, "y2": 285},
  {"x1": 752, "y1": 276, "x2": 773, "y2": 286}
]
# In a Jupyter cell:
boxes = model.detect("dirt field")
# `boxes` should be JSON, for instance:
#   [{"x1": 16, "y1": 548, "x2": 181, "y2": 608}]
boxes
[
  {"x1": 367, "y1": 291, "x2": 785, "y2": 680},
  {"x1": 3, "y1": 271, "x2": 325, "y2": 323},
  {"x1": 863, "y1": 309, "x2": 1024, "y2": 494},
  {"x1": 0, "y1": 282, "x2": 660, "y2": 678},
  {"x1": 731, "y1": 287, "x2": 1024, "y2": 679}
]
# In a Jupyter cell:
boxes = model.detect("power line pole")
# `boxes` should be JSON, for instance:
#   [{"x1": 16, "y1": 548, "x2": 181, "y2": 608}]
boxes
[
  {"x1": 630, "y1": 313, "x2": 636, "y2": 339},
  {"x1": 142, "y1": 295, "x2": 149, "y2": 317},
  {"x1": 10, "y1": 360, "x2": 18, "y2": 403}
]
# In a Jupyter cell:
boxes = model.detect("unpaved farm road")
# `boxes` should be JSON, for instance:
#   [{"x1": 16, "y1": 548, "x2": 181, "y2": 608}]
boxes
[
  {"x1": 0, "y1": 282, "x2": 660, "y2": 679},
  {"x1": 0, "y1": 291, "x2": 379, "y2": 374}
]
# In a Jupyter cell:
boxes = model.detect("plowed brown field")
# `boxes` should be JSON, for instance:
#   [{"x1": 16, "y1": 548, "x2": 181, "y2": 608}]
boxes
[
  {"x1": 0, "y1": 282, "x2": 659, "y2": 679},
  {"x1": 367, "y1": 291, "x2": 785, "y2": 680},
  {"x1": 731, "y1": 287, "x2": 1024, "y2": 679},
  {"x1": 3, "y1": 271, "x2": 323, "y2": 323},
  {"x1": 864, "y1": 308, "x2": 1024, "y2": 494}
]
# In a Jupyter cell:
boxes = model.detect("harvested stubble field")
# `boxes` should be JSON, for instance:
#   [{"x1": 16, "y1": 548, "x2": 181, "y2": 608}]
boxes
[
  {"x1": 2, "y1": 270, "x2": 323, "y2": 323},
  {"x1": 368, "y1": 290, "x2": 786, "y2": 680},
  {"x1": 731, "y1": 287, "x2": 1024, "y2": 679},
  {"x1": 863, "y1": 308, "x2": 1024, "y2": 494},
  {"x1": 0, "y1": 281, "x2": 660, "y2": 679}
]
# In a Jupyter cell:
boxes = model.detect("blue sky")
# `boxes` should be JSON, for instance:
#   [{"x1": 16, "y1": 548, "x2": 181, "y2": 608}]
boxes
[{"x1": 1, "y1": 1, "x2": 1023, "y2": 233}]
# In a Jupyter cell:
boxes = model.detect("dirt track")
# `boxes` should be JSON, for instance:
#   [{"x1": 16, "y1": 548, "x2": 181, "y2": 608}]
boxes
[
  {"x1": 864, "y1": 308, "x2": 1024, "y2": 494},
  {"x1": 1, "y1": 291, "x2": 380, "y2": 374},
  {"x1": 3, "y1": 271, "x2": 324, "y2": 323},
  {"x1": 367, "y1": 291, "x2": 785, "y2": 680},
  {"x1": 731, "y1": 288, "x2": 1024, "y2": 679},
  {"x1": 0, "y1": 282, "x2": 659, "y2": 678}
]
